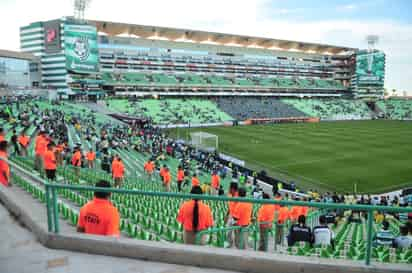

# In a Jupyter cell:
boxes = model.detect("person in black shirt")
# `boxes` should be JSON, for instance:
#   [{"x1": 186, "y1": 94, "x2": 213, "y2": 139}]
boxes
[
  {"x1": 288, "y1": 215, "x2": 312, "y2": 246},
  {"x1": 10, "y1": 130, "x2": 19, "y2": 156}
]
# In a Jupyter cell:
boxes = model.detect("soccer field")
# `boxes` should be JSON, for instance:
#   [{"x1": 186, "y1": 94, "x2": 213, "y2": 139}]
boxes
[{"x1": 173, "y1": 120, "x2": 412, "y2": 193}]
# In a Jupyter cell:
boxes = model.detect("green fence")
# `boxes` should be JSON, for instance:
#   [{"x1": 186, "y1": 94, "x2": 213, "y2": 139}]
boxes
[
  {"x1": 9, "y1": 158, "x2": 412, "y2": 266},
  {"x1": 40, "y1": 181, "x2": 412, "y2": 266}
]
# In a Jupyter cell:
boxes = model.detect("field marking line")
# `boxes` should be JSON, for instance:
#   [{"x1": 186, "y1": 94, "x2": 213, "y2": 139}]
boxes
[
  {"x1": 272, "y1": 155, "x2": 353, "y2": 168},
  {"x1": 222, "y1": 149, "x2": 343, "y2": 191}
]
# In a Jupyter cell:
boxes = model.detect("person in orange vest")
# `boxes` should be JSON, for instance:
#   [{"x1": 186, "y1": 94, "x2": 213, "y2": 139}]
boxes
[
  {"x1": 86, "y1": 149, "x2": 96, "y2": 169},
  {"x1": 18, "y1": 130, "x2": 30, "y2": 157},
  {"x1": 54, "y1": 141, "x2": 65, "y2": 166},
  {"x1": 162, "y1": 167, "x2": 171, "y2": 192},
  {"x1": 77, "y1": 180, "x2": 120, "y2": 237},
  {"x1": 176, "y1": 165, "x2": 185, "y2": 192},
  {"x1": 191, "y1": 174, "x2": 200, "y2": 188},
  {"x1": 112, "y1": 155, "x2": 125, "y2": 188},
  {"x1": 43, "y1": 142, "x2": 57, "y2": 181},
  {"x1": 276, "y1": 205, "x2": 290, "y2": 245},
  {"x1": 210, "y1": 171, "x2": 220, "y2": 195},
  {"x1": 257, "y1": 193, "x2": 277, "y2": 251},
  {"x1": 0, "y1": 128, "x2": 5, "y2": 142},
  {"x1": 0, "y1": 141, "x2": 10, "y2": 187},
  {"x1": 232, "y1": 187, "x2": 253, "y2": 249},
  {"x1": 71, "y1": 146, "x2": 82, "y2": 182},
  {"x1": 144, "y1": 159, "x2": 155, "y2": 182},
  {"x1": 177, "y1": 186, "x2": 214, "y2": 244},
  {"x1": 226, "y1": 182, "x2": 239, "y2": 247},
  {"x1": 34, "y1": 132, "x2": 48, "y2": 172},
  {"x1": 159, "y1": 164, "x2": 167, "y2": 181},
  {"x1": 289, "y1": 205, "x2": 302, "y2": 223}
]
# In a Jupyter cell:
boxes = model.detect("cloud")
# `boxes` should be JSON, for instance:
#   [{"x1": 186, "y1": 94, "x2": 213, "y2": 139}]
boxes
[
  {"x1": 0, "y1": 0, "x2": 411, "y2": 93},
  {"x1": 338, "y1": 4, "x2": 358, "y2": 11}
]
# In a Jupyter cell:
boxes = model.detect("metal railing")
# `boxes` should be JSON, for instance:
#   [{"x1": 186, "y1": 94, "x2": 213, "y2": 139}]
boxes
[{"x1": 9, "y1": 158, "x2": 412, "y2": 266}]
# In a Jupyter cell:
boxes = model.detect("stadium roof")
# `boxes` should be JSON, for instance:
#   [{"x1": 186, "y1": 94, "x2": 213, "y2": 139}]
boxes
[
  {"x1": 88, "y1": 20, "x2": 355, "y2": 55},
  {"x1": 0, "y1": 49, "x2": 38, "y2": 61}
]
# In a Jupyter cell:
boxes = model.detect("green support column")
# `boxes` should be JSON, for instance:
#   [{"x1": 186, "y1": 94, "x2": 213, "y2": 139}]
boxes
[
  {"x1": 52, "y1": 188, "x2": 60, "y2": 233},
  {"x1": 365, "y1": 210, "x2": 374, "y2": 265},
  {"x1": 45, "y1": 185, "x2": 53, "y2": 232}
]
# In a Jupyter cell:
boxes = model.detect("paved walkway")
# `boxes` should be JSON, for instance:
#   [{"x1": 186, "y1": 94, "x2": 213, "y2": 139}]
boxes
[{"x1": 0, "y1": 204, "x2": 239, "y2": 273}]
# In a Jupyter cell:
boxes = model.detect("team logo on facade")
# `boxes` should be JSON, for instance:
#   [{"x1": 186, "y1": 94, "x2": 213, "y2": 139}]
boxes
[
  {"x1": 46, "y1": 29, "x2": 57, "y2": 43},
  {"x1": 73, "y1": 36, "x2": 90, "y2": 61}
]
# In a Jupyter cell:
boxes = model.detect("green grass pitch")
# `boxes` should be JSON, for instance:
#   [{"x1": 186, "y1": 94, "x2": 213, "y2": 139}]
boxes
[{"x1": 171, "y1": 120, "x2": 412, "y2": 194}]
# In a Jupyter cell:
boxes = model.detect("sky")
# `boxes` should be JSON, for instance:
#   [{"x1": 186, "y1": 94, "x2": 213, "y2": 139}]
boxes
[{"x1": 1, "y1": 0, "x2": 411, "y2": 94}]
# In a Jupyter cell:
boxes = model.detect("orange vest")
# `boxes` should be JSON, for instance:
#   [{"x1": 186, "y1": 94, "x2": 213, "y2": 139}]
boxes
[
  {"x1": 71, "y1": 151, "x2": 82, "y2": 166},
  {"x1": 43, "y1": 149, "x2": 56, "y2": 170},
  {"x1": 177, "y1": 169, "x2": 185, "y2": 181},
  {"x1": 18, "y1": 135, "x2": 30, "y2": 147},
  {"x1": 35, "y1": 136, "x2": 48, "y2": 156},
  {"x1": 86, "y1": 151, "x2": 96, "y2": 161},
  {"x1": 0, "y1": 155, "x2": 10, "y2": 186},
  {"x1": 192, "y1": 177, "x2": 200, "y2": 187},
  {"x1": 177, "y1": 200, "x2": 214, "y2": 231},
  {"x1": 163, "y1": 171, "x2": 171, "y2": 184},
  {"x1": 233, "y1": 202, "x2": 253, "y2": 226},
  {"x1": 211, "y1": 174, "x2": 220, "y2": 189},
  {"x1": 144, "y1": 161, "x2": 154, "y2": 173},
  {"x1": 112, "y1": 160, "x2": 125, "y2": 178},
  {"x1": 78, "y1": 198, "x2": 120, "y2": 236}
]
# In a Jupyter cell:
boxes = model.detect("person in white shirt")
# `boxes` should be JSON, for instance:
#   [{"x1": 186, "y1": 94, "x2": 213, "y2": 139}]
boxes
[
  {"x1": 312, "y1": 215, "x2": 334, "y2": 248},
  {"x1": 393, "y1": 225, "x2": 411, "y2": 249}
]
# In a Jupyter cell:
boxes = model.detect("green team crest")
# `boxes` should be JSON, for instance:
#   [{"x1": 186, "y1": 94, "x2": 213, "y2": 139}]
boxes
[
  {"x1": 73, "y1": 36, "x2": 90, "y2": 61},
  {"x1": 64, "y1": 23, "x2": 99, "y2": 73}
]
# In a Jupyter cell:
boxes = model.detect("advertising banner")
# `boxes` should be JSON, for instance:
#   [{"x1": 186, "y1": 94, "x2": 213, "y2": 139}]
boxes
[
  {"x1": 44, "y1": 20, "x2": 61, "y2": 53},
  {"x1": 64, "y1": 23, "x2": 99, "y2": 73},
  {"x1": 356, "y1": 51, "x2": 385, "y2": 86}
]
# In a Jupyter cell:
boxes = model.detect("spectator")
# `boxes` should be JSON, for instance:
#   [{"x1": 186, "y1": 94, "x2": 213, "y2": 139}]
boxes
[
  {"x1": 191, "y1": 173, "x2": 200, "y2": 187},
  {"x1": 144, "y1": 159, "x2": 155, "y2": 182},
  {"x1": 43, "y1": 142, "x2": 57, "y2": 181},
  {"x1": 257, "y1": 193, "x2": 276, "y2": 251},
  {"x1": 374, "y1": 220, "x2": 395, "y2": 246},
  {"x1": 18, "y1": 130, "x2": 30, "y2": 157},
  {"x1": 232, "y1": 187, "x2": 253, "y2": 249},
  {"x1": 288, "y1": 215, "x2": 312, "y2": 246},
  {"x1": 0, "y1": 128, "x2": 5, "y2": 142},
  {"x1": 10, "y1": 130, "x2": 19, "y2": 156},
  {"x1": 34, "y1": 131, "x2": 48, "y2": 172},
  {"x1": 211, "y1": 171, "x2": 220, "y2": 195},
  {"x1": 177, "y1": 186, "x2": 213, "y2": 244},
  {"x1": 77, "y1": 180, "x2": 120, "y2": 236},
  {"x1": 159, "y1": 164, "x2": 167, "y2": 181},
  {"x1": 313, "y1": 215, "x2": 334, "y2": 247},
  {"x1": 0, "y1": 141, "x2": 10, "y2": 187},
  {"x1": 393, "y1": 225, "x2": 412, "y2": 249},
  {"x1": 162, "y1": 167, "x2": 171, "y2": 192},
  {"x1": 71, "y1": 146, "x2": 82, "y2": 182},
  {"x1": 226, "y1": 182, "x2": 239, "y2": 248},
  {"x1": 112, "y1": 156, "x2": 125, "y2": 188},
  {"x1": 218, "y1": 185, "x2": 224, "y2": 196},
  {"x1": 86, "y1": 149, "x2": 96, "y2": 169},
  {"x1": 176, "y1": 165, "x2": 184, "y2": 192}
]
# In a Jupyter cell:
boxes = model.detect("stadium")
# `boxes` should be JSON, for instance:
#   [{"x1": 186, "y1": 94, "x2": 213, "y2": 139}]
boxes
[{"x1": 0, "y1": 4, "x2": 411, "y2": 273}]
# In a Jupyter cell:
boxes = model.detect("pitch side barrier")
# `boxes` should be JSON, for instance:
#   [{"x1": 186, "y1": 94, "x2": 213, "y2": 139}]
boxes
[{"x1": 40, "y1": 181, "x2": 412, "y2": 266}]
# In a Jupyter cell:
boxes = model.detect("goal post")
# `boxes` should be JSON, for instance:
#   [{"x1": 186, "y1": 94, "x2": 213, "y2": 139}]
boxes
[{"x1": 190, "y1": 132, "x2": 218, "y2": 152}]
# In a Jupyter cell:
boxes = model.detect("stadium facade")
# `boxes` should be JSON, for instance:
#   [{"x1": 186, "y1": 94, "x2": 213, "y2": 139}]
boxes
[
  {"x1": 0, "y1": 49, "x2": 41, "y2": 89},
  {"x1": 20, "y1": 17, "x2": 385, "y2": 99}
]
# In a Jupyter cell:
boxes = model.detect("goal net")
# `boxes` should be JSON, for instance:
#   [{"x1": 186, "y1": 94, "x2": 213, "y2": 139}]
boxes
[{"x1": 190, "y1": 132, "x2": 218, "y2": 152}]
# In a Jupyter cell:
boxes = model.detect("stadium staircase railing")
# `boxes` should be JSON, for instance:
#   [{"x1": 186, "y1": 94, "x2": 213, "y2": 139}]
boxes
[{"x1": 8, "y1": 156, "x2": 412, "y2": 266}]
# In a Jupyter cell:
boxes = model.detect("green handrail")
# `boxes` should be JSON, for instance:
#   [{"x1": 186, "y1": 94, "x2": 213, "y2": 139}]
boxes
[{"x1": 9, "y1": 159, "x2": 412, "y2": 267}]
